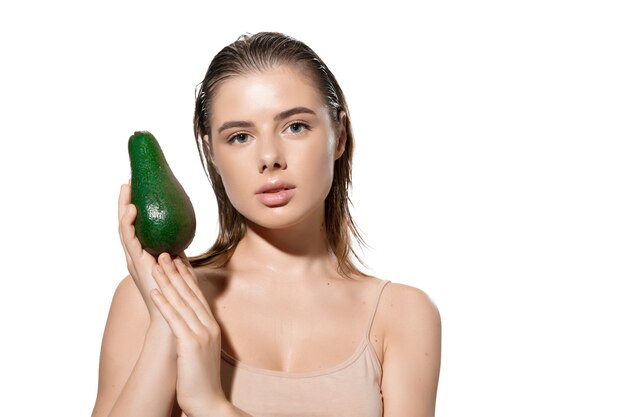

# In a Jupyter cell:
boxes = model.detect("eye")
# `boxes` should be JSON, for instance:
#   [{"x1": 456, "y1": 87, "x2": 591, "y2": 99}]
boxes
[
  {"x1": 286, "y1": 121, "x2": 311, "y2": 135},
  {"x1": 227, "y1": 132, "x2": 251, "y2": 145}
]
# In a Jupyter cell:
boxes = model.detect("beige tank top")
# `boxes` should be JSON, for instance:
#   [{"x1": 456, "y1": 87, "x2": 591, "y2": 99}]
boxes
[{"x1": 219, "y1": 279, "x2": 391, "y2": 417}]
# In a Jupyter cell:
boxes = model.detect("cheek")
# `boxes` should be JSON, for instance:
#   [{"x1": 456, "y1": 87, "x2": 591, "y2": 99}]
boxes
[
  {"x1": 213, "y1": 154, "x2": 247, "y2": 203},
  {"x1": 293, "y1": 144, "x2": 336, "y2": 195}
]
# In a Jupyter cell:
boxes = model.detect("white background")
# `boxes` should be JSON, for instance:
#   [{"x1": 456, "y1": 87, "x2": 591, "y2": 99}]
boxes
[{"x1": 1, "y1": 1, "x2": 624, "y2": 416}]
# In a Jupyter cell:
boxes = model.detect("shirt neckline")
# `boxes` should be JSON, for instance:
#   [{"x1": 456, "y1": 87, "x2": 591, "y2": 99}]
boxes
[{"x1": 220, "y1": 335, "x2": 371, "y2": 379}]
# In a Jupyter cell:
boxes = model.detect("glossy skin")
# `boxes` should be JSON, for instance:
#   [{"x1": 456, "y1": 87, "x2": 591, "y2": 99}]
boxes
[
  {"x1": 209, "y1": 67, "x2": 343, "y2": 233},
  {"x1": 91, "y1": 65, "x2": 441, "y2": 417}
]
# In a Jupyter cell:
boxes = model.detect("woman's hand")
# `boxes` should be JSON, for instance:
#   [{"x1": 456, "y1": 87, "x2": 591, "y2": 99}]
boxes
[
  {"x1": 150, "y1": 253, "x2": 228, "y2": 417},
  {"x1": 118, "y1": 181, "x2": 163, "y2": 322}
]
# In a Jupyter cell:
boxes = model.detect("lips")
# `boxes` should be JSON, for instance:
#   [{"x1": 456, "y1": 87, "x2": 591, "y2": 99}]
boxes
[
  {"x1": 255, "y1": 180, "x2": 296, "y2": 207},
  {"x1": 255, "y1": 181, "x2": 296, "y2": 194}
]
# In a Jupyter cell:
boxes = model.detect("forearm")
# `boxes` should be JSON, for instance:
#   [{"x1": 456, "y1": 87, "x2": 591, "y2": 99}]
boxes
[{"x1": 108, "y1": 322, "x2": 177, "y2": 417}]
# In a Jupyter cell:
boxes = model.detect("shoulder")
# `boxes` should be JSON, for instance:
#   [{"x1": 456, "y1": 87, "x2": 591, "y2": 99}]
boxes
[
  {"x1": 376, "y1": 281, "x2": 441, "y2": 415},
  {"x1": 114, "y1": 274, "x2": 142, "y2": 300},
  {"x1": 378, "y1": 281, "x2": 441, "y2": 349},
  {"x1": 110, "y1": 275, "x2": 149, "y2": 325},
  {"x1": 91, "y1": 276, "x2": 149, "y2": 416},
  {"x1": 380, "y1": 282, "x2": 439, "y2": 318},
  {"x1": 100, "y1": 274, "x2": 149, "y2": 360}
]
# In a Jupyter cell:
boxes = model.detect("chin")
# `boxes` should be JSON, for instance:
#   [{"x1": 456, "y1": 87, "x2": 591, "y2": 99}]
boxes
[
  {"x1": 238, "y1": 202, "x2": 324, "y2": 232},
  {"x1": 246, "y1": 212, "x2": 306, "y2": 231}
]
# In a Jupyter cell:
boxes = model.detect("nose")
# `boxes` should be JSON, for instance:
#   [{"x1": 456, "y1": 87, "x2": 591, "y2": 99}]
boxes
[{"x1": 257, "y1": 136, "x2": 286, "y2": 173}]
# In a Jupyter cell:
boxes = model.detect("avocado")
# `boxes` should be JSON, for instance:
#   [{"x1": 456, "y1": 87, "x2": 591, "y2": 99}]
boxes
[{"x1": 128, "y1": 130, "x2": 196, "y2": 257}]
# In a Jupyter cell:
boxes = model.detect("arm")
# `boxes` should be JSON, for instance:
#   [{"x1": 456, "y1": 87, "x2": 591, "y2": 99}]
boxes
[
  {"x1": 379, "y1": 283, "x2": 442, "y2": 417},
  {"x1": 146, "y1": 255, "x2": 255, "y2": 417},
  {"x1": 91, "y1": 275, "x2": 179, "y2": 417},
  {"x1": 91, "y1": 183, "x2": 182, "y2": 416},
  {"x1": 93, "y1": 184, "x2": 251, "y2": 417}
]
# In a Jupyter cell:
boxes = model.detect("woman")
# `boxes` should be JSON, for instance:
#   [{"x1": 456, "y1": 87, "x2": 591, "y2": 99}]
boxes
[{"x1": 92, "y1": 32, "x2": 441, "y2": 417}]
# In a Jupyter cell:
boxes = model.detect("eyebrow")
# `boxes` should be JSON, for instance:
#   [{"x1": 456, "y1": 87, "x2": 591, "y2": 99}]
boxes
[{"x1": 217, "y1": 106, "x2": 317, "y2": 134}]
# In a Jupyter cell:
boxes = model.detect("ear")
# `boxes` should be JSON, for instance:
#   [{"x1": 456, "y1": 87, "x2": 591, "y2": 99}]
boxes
[{"x1": 334, "y1": 111, "x2": 348, "y2": 160}]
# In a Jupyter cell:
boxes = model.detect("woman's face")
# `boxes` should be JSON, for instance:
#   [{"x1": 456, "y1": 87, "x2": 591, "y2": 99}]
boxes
[{"x1": 207, "y1": 65, "x2": 346, "y2": 230}]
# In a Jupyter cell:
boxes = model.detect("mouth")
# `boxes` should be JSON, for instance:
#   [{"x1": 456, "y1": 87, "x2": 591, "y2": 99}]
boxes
[
  {"x1": 255, "y1": 181, "x2": 296, "y2": 207},
  {"x1": 255, "y1": 181, "x2": 296, "y2": 195}
]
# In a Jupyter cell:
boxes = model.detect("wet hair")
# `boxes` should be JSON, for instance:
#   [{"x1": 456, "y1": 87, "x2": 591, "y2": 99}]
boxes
[{"x1": 189, "y1": 31, "x2": 367, "y2": 279}]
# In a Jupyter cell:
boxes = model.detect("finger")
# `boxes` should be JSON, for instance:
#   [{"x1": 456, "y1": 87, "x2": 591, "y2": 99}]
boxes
[
  {"x1": 150, "y1": 288, "x2": 195, "y2": 340},
  {"x1": 117, "y1": 184, "x2": 135, "y2": 248},
  {"x1": 174, "y1": 258, "x2": 213, "y2": 312},
  {"x1": 117, "y1": 184, "x2": 128, "y2": 244},
  {"x1": 158, "y1": 256, "x2": 217, "y2": 332},
  {"x1": 172, "y1": 259, "x2": 219, "y2": 328},
  {"x1": 117, "y1": 184, "x2": 135, "y2": 267},
  {"x1": 153, "y1": 259, "x2": 208, "y2": 334},
  {"x1": 117, "y1": 182, "x2": 131, "y2": 222},
  {"x1": 120, "y1": 204, "x2": 144, "y2": 260},
  {"x1": 158, "y1": 255, "x2": 213, "y2": 325}
]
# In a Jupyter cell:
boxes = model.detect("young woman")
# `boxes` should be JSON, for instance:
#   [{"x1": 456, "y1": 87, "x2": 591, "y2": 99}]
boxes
[{"x1": 92, "y1": 32, "x2": 441, "y2": 417}]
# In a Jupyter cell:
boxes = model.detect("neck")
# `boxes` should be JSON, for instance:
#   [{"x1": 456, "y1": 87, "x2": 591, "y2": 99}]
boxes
[{"x1": 228, "y1": 214, "x2": 336, "y2": 280}]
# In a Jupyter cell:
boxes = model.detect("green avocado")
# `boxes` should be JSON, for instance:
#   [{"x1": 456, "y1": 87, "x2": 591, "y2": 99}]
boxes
[{"x1": 128, "y1": 130, "x2": 196, "y2": 257}]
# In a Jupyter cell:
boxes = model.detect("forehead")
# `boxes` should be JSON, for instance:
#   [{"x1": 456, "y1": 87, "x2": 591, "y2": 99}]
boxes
[{"x1": 211, "y1": 66, "x2": 326, "y2": 124}]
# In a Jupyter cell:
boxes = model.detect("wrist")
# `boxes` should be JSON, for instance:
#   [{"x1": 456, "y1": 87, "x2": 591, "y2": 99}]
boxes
[
  {"x1": 147, "y1": 309, "x2": 171, "y2": 332},
  {"x1": 145, "y1": 319, "x2": 175, "y2": 349}
]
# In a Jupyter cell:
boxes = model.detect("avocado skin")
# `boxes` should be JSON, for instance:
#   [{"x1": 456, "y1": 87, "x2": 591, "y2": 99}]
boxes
[{"x1": 128, "y1": 131, "x2": 196, "y2": 257}]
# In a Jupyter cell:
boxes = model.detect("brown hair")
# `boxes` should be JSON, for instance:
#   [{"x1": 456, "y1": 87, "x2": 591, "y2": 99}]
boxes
[{"x1": 189, "y1": 32, "x2": 367, "y2": 279}]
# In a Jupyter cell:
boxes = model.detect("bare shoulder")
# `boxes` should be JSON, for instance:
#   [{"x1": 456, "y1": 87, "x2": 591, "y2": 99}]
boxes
[
  {"x1": 375, "y1": 280, "x2": 441, "y2": 416},
  {"x1": 91, "y1": 275, "x2": 149, "y2": 417},
  {"x1": 378, "y1": 282, "x2": 441, "y2": 358},
  {"x1": 102, "y1": 274, "x2": 151, "y2": 361},
  {"x1": 106, "y1": 275, "x2": 150, "y2": 335},
  {"x1": 115, "y1": 274, "x2": 146, "y2": 303},
  {"x1": 379, "y1": 281, "x2": 441, "y2": 331}
]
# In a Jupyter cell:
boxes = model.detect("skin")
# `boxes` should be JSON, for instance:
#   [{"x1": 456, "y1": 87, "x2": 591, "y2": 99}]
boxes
[{"x1": 91, "y1": 65, "x2": 441, "y2": 417}]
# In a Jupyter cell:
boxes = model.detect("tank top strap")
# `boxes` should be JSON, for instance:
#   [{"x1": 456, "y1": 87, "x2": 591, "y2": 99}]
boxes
[{"x1": 365, "y1": 279, "x2": 391, "y2": 338}]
